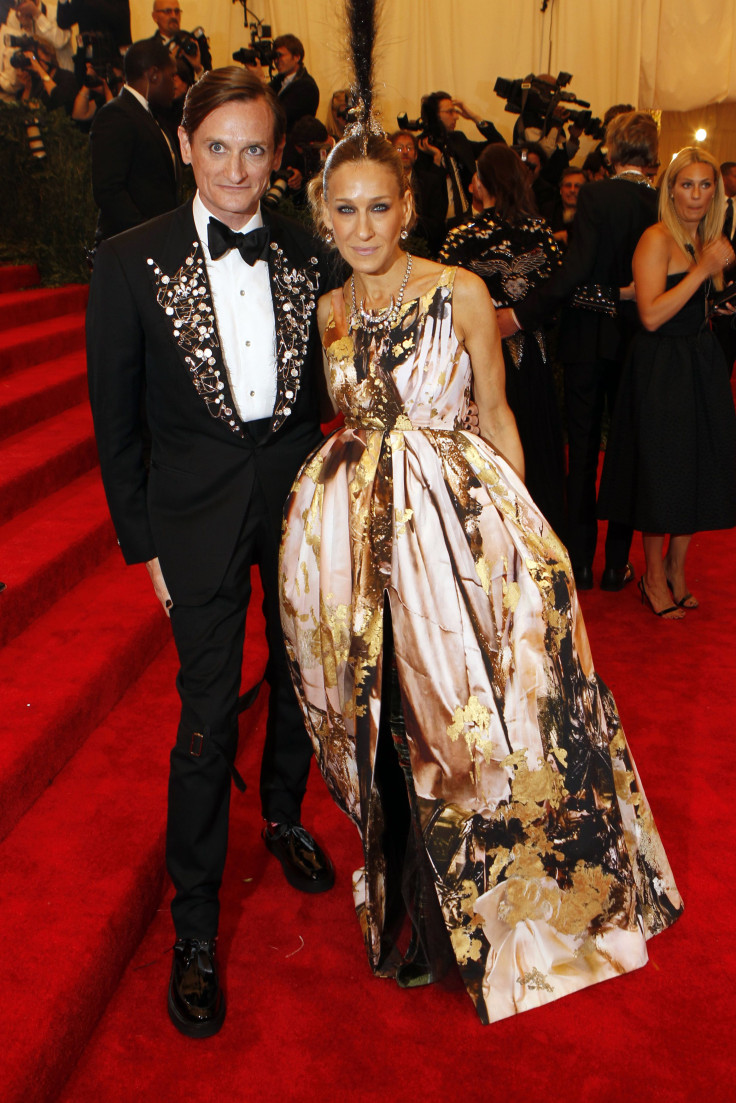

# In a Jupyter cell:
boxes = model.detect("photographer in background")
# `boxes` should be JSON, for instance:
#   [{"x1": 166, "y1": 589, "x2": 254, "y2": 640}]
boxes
[
  {"x1": 1, "y1": 0, "x2": 72, "y2": 93},
  {"x1": 265, "y1": 113, "x2": 332, "y2": 211},
  {"x1": 390, "y1": 129, "x2": 447, "y2": 255},
  {"x1": 149, "y1": 2, "x2": 211, "y2": 81},
  {"x1": 541, "y1": 165, "x2": 586, "y2": 248},
  {"x1": 9, "y1": 35, "x2": 78, "y2": 112},
  {"x1": 415, "y1": 90, "x2": 504, "y2": 223},
  {"x1": 268, "y1": 33, "x2": 318, "y2": 132}
]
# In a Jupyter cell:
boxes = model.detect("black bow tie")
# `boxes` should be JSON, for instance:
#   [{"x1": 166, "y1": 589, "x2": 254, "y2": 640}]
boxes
[{"x1": 207, "y1": 218, "x2": 270, "y2": 265}]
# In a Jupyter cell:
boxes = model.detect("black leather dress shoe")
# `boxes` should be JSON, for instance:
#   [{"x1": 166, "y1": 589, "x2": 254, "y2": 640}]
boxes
[
  {"x1": 263, "y1": 823, "x2": 335, "y2": 894},
  {"x1": 168, "y1": 938, "x2": 225, "y2": 1039},
  {"x1": 573, "y1": 565, "x2": 594, "y2": 590},
  {"x1": 600, "y1": 562, "x2": 635, "y2": 592}
]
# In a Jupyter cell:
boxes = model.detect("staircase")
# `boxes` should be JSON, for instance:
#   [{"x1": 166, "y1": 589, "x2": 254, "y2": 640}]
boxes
[{"x1": 0, "y1": 266, "x2": 183, "y2": 1101}]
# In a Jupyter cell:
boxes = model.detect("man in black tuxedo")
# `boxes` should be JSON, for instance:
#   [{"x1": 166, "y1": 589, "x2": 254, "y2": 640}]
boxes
[
  {"x1": 89, "y1": 37, "x2": 178, "y2": 243},
  {"x1": 390, "y1": 129, "x2": 447, "y2": 255},
  {"x1": 498, "y1": 111, "x2": 660, "y2": 591},
  {"x1": 87, "y1": 67, "x2": 334, "y2": 1040},
  {"x1": 148, "y1": 1, "x2": 212, "y2": 77}
]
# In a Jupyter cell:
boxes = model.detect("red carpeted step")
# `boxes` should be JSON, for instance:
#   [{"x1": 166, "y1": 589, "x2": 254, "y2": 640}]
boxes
[
  {"x1": 0, "y1": 284, "x2": 89, "y2": 329},
  {"x1": 0, "y1": 311, "x2": 87, "y2": 377},
  {"x1": 0, "y1": 552, "x2": 171, "y2": 843},
  {"x1": 0, "y1": 264, "x2": 39, "y2": 293},
  {"x1": 0, "y1": 349, "x2": 88, "y2": 442},
  {"x1": 0, "y1": 401, "x2": 98, "y2": 524},
  {"x1": 0, "y1": 470, "x2": 116, "y2": 648},
  {"x1": 0, "y1": 641, "x2": 179, "y2": 1103}
]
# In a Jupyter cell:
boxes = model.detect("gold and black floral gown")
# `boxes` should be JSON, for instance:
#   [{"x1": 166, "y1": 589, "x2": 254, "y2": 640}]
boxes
[{"x1": 279, "y1": 266, "x2": 682, "y2": 1024}]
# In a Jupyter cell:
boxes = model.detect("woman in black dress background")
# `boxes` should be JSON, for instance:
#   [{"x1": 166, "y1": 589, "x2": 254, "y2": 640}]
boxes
[
  {"x1": 439, "y1": 144, "x2": 567, "y2": 537},
  {"x1": 599, "y1": 147, "x2": 736, "y2": 617}
]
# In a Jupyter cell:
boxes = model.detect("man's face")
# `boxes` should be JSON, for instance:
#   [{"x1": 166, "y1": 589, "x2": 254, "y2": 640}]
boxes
[
  {"x1": 179, "y1": 98, "x2": 285, "y2": 230},
  {"x1": 152, "y1": 3, "x2": 182, "y2": 37},
  {"x1": 437, "y1": 98, "x2": 458, "y2": 132},
  {"x1": 722, "y1": 166, "x2": 736, "y2": 198},
  {"x1": 560, "y1": 172, "x2": 584, "y2": 209},
  {"x1": 274, "y1": 46, "x2": 300, "y2": 78},
  {"x1": 391, "y1": 136, "x2": 417, "y2": 171}
]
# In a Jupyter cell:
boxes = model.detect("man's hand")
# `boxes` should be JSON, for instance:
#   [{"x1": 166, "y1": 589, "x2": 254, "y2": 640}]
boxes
[
  {"x1": 453, "y1": 99, "x2": 481, "y2": 124},
  {"x1": 418, "y1": 136, "x2": 442, "y2": 166},
  {"x1": 18, "y1": 1, "x2": 42, "y2": 20},
  {"x1": 496, "y1": 308, "x2": 520, "y2": 338},
  {"x1": 146, "y1": 557, "x2": 173, "y2": 616}
]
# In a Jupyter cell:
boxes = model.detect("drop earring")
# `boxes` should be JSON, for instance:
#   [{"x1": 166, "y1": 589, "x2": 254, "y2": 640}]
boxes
[
  {"x1": 400, "y1": 228, "x2": 408, "y2": 240},
  {"x1": 325, "y1": 229, "x2": 334, "y2": 243}
]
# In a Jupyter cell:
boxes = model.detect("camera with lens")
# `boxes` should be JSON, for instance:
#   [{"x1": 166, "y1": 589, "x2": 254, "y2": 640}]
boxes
[
  {"x1": 232, "y1": 22, "x2": 273, "y2": 70},
  {"x1": 396, "y1": 111, "x2": 446, "y2": 152},
  {"x1": 76, "y1": 31, "x2": 118, "y2": 87},
  {"x1": 172, "y1": 30, "x2": 198, "y2": 59},
  {"x1": 494, "y1": 71, "x2": 602, "y2": 139},
  {"x1": 6, "y1": 32, "x2": 37, "y2": 69}
]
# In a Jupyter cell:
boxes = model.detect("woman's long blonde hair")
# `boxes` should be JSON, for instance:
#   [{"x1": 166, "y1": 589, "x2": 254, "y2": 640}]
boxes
[{"x1": 660, "y1": 147, "x2": 726, "y2": 286}]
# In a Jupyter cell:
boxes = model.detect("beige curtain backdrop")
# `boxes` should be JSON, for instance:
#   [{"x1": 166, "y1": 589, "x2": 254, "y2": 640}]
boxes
[{"x1": 128, "y1": 0, "x2": 736, "y2": 162}]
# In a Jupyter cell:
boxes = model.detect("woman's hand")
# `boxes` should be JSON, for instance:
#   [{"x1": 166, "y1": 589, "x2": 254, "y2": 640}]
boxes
[
  {"x1": 619, "y1": 281, "x2": 636, "y2": 301},
  {"x1": 698, "y1": 236, "x2": 736, "y2": 278}
]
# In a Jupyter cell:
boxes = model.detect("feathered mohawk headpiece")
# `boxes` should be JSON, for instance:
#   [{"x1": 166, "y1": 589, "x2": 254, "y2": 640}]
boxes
[{"x1": 344, "y1": 0, "x2": 386, "y2": 146}]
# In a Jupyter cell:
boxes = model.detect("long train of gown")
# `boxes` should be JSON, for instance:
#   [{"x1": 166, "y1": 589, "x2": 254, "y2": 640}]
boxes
[{"x1": 279, "y1": 266, "x2": 682, "y2": 1024}]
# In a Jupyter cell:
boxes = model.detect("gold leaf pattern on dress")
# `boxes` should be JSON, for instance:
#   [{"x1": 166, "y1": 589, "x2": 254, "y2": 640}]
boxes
[{"x1": 279, "y1": 266, "x2": 683, "y2": 1026}]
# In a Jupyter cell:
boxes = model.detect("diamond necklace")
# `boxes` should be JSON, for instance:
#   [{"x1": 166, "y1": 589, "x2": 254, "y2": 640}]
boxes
[{"x1": 349, "y1": 252, "x2": 413, "y2": 334}]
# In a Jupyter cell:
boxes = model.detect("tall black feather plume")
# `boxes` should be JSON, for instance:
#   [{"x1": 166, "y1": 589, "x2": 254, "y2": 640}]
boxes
[{"x1": 345, "y1": 0, "x2": 381, "y2": 138}]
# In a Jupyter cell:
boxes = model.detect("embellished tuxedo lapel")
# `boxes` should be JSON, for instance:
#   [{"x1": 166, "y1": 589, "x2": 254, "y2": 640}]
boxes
[
  {"x1": 267, "y1": 237, "x2": 321, "y2": 432},
  {"x1": 147, "y1": 242, "x2": 246, "y2": 438}
]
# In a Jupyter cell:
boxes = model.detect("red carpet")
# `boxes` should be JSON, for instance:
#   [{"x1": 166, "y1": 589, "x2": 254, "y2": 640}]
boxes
[{"x1": 1, "y1": 267, "x2": 734, "y2": 1103}]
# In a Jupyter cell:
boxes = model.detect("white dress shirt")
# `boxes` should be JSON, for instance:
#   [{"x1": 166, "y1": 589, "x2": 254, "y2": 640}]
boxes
[{"x1": 192, "y1": 192, "x2": 277, "y2": 422}]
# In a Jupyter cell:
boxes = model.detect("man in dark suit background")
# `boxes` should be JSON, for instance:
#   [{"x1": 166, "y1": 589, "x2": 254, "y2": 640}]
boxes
[
  {"x1": 148, "y1": 1, "x2": 212, "y2": 77},
  {"x1": 89, "y1": 37, "x2": 178, "y2": 243},
  {"x1": 715, "y1": 160, "x2": 736, "y2": 376},
  {"x1": 268, "y1": 33, "x2": 318, "y2": 132},
  {"x1": 498, "y1": 111, "x2": 660, "y2": 591},
  {"x1": 86, "y1": 67, "x2": 334, "y2": 1040}
]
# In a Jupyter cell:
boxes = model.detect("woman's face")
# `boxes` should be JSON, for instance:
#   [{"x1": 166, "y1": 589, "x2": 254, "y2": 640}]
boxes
[
  {"x1": 671, "y1": 161, "x2": 717, "y2": 226},
  {"x1": 324, "y1": 159, "x2": 410, "y2": 276}
]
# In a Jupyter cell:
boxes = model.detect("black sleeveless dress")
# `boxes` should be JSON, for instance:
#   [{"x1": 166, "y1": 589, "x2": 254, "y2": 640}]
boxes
[{"x1": 599, "y1": 273, "x2": 736, "y2": 533}]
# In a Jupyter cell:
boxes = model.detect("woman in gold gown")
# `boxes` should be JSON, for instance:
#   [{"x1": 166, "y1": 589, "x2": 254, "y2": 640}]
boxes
[{"x1": 278, "y1": 28, "x2": 682, "y2": 1024}]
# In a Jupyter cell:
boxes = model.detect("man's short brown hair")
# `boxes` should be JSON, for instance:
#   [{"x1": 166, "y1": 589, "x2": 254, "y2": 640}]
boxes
[
  {"x1": 180, "y1": 66, "x2": 286, "y2": 146},
  {"x1": 273, "y1": 34, "x2": 304, "y2": 62}
]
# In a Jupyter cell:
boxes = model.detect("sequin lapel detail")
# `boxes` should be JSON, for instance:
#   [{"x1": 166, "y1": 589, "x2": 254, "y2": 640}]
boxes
[
  {"x1": 268, "y1": 240, "x2": 321, "y2": 432},
  {"x1": 147, "y1": 243, "x2": 245, "y2": 436}
]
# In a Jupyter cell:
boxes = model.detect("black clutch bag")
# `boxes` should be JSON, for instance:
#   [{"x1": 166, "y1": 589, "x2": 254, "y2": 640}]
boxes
[{"x1": 570, "y1": 284, "x2": 618, "y2": 316}]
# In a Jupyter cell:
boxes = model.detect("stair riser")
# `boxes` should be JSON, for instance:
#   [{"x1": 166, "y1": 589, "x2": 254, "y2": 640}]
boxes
[
  {"x1": 0, "y1": 610, "x2": 171, "y2": 843},
  {"x1": 1, "y1": 324, "x2": 86, "y2": 377},
  {"x1": 0, "y1": 266, "x2": 39, "y2": 293},
  {"x1": 0, "y1": 437, "x2": 98, "y2": 524},
  {"x1": 0, "y1": 520, "x2": 116, "y2": 649},
  {"x1": 0, "y1": 286, "x2": 89, "y2": 330},
  {"x1": 0, "y1": 369, "x2": 88, "y2": 443}
]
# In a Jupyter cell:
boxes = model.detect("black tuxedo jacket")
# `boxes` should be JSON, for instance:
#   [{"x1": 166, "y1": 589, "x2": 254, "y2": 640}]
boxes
[
  {"x1": 515, "y1": 177, "x2": 658, "y2": 363},
  {"x1": 87, "y1": 199, "x2": 330, "y2": 605},
  {"x1": 89, "y1": 88, "x2": 179, "y2": 243}
]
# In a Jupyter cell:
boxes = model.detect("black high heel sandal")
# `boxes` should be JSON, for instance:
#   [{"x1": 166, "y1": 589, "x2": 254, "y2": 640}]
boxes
[{"x1": 638, "y1": 576, "x2": 683, "y2": 619}]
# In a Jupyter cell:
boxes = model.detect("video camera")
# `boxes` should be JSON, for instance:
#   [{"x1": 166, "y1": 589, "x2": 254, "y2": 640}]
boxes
[
  {"x1": 232, "y1": 6, "x2": 273, "y2": 72},
  {"x1": 494, "y1": 72, "x2": 604, "y2": 141},
  {"x1": 5, "y1": 33, "x2": 37, "y2": 70}
]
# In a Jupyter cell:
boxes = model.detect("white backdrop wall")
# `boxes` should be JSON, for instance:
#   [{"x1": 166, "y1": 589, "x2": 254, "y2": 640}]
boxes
[{"x1": 128, "y1": 0, "x2": 736, "y2": 153}]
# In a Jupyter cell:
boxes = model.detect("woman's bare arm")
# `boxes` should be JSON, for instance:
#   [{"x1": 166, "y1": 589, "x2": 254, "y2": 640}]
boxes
[{"x1": 634, "y1": 223, "x2": 734, "y2": 331}]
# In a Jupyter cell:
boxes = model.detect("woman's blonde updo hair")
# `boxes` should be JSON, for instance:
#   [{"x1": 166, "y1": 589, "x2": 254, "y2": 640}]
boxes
[{"x1": 660, "y1": 147, "x2": 726, "y2": 284}]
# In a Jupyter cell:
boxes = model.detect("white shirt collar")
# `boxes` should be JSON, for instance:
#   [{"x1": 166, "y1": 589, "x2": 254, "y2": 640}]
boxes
[
  {"x1": 124, "y1": 84, "x2": 150, "y2": 112},
  {"x1": 192, "y1": 191, "x2": 265, "y2": 256}
]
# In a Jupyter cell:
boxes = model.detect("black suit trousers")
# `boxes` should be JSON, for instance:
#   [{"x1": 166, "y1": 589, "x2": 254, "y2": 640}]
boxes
[
  {"x1": 564, "y1": 357, "x2": 633, "y2": 571},
  {"x1": 166, "y1": 477, "x2": 312, "y2": 937}
]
